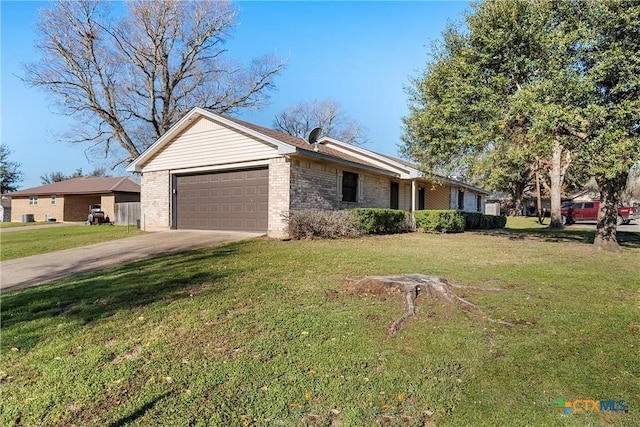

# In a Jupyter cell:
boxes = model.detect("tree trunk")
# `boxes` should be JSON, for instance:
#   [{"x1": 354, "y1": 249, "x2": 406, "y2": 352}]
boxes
[
  {"x1": 535, "y1": 162, "x2": 543, "y2": 224},
  {"x1": 511, "y1": 187, "x2": 524, "y2": 216},
  {"x1": 548, "y1": 140, "x2": 564, "y2": 228},
  {"x1": 594, "y1": 173, "x2": 628, "y2": 252}
]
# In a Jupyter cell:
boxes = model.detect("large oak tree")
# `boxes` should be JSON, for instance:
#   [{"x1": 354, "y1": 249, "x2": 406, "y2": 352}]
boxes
[
  {"x1": 25, "y1": 0, "x2": 285, "y2": 167},
  {"x1": 403, "y1": 0, "x2": 640, "y2": 250}
]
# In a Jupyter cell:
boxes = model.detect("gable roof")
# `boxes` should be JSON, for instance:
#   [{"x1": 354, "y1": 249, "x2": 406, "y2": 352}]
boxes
[
  {"x1": 126, "y1": 108, "x2": 415, "y2": 177},
  {"x1": 125, "y1": 107, "x2": 489, "y2": 194},
  {"x1": 7, "y1": 176, "x2": 140, "y2": 197}
]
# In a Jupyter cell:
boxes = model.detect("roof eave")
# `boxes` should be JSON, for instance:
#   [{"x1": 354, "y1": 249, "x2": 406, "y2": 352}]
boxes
[{"x1": 291, "y1": 149, "x2": 400, "y2": 178}]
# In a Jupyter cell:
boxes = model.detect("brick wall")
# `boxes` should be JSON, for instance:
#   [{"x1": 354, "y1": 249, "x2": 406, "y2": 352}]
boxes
[
  {"x1": 10, "y1": 196, "x2": 65, "y2": 222},
  {"x1": 140, "y1": 170, "x2": 170, "y2": 231},
  {"x1": 361, "y1": 174, "x2": 392, "y2": 209},
  {"x1": 290, "y1": 159, "x2": 339, "y2": 211},
  {"x1": 290, "y1": 159, "x2": 394, "y2": 211},
  {"x1": 268, "y1": 157, "x2": 291, "y2": 238}
]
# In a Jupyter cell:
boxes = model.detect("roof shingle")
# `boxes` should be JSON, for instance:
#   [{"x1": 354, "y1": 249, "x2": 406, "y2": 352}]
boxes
[{"x1": 7, "y1": 176, "x2": 140, "y2": 197}]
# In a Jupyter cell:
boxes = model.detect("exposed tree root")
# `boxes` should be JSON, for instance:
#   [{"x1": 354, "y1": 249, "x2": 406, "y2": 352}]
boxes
[{"x1": 354, "y1": 274, "x2": 514, "y2": 336}]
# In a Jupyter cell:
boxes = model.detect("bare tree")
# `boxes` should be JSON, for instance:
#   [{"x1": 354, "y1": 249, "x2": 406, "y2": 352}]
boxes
[
  {"x1": 273, "y1": 98, "x2": 368, "y2": 145},
  {"x1": 25, "y1": 0, "x2": 285, "y2": 167},
  {"x1": 40, "y1": 167, "x2": 110, "y2": 184}
]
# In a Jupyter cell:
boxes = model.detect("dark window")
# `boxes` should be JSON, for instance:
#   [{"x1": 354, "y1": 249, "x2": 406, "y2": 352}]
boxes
[
  {"x1": 342, "y1": 171, "x2": 358, "y2": 202},
  {"x1": 476, "y1": 195, "x2": 482, "y2": 212},
  {"x1": 584, "y1": 202, "x2": 594, "y2": 209},
  {"x1": 390, "y1": 182, "x2": 399, "y2": 209},
  {"x1": 418, "y1": 188, "x2": 425, "y2": 210},
  {"x1": 457, "y1": 190, "x2": 464, "y2": 210}
]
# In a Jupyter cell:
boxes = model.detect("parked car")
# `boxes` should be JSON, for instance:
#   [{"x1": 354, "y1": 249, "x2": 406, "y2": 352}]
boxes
[{"x1": 561, "y1": 201, "x2": 640, "y2": 225}]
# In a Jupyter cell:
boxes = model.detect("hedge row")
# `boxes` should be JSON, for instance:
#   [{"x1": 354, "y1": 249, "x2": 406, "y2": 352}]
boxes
[
  {"x1": 286, "y1": 208, "x2": 408, "y2": 239},
  {"x1": 414, "y1": 210, "x2": 465, "y2": 233},
  {"x1": 286, "y1": 209, "x2": 506, "y2": 239},
  {"x1": 285, "y1": 210, "x2": 362, "y2": 240},
  {"x1": 414, "y1": 210, "x2": 507, "y2": 233},
  {"x1": 350, "y1": 208, "x2": 408, "y2": 234},
  {"x1": 463, "y1": 212, "x2": 507, "y2": 230}
]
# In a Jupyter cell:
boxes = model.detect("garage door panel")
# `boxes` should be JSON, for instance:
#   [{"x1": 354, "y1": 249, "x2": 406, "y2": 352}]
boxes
[{"x1": 176, "y1": 168, "x2": 268, "y2": 232}]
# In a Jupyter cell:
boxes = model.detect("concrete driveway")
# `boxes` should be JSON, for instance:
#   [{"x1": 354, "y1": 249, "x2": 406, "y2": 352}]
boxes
[{"x1": 0, "y1": 230, "x2": 262, "y2": 292}]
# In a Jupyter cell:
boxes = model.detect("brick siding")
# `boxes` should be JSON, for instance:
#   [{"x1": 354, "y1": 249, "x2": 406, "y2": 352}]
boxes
[
  {"x1": 268, "y1": 157, "x2": 291, "y2": 238},
  {"x1": 140, "y1": 170, "x2": 170, "y2": 231}
]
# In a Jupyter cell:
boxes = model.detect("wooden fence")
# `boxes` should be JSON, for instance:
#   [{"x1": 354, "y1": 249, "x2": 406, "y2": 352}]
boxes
[{"x1": 114, "y1": 202, "x2": 141, "y2": 227}]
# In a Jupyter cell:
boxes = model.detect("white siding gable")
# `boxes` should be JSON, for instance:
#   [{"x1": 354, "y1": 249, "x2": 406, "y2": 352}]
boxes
[{"x1": 142, "y1": 117, "x2": 280, "y2": 172}]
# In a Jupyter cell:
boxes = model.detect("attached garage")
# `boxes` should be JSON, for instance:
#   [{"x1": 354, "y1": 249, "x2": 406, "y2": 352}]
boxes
[
  {"x1": 175, "y1": 168, "x2": 268, "y2": 232},
  {"x1": 127, "y1": 108, "x2": 490, "y2": 238}
]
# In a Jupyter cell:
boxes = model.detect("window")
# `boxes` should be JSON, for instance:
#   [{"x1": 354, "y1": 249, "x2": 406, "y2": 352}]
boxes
[
  {"x1": 29, "y1": 196, "x2": 38, "y2": 206},
  {"x1": 584, "y1": 202, "x2": 594, "y2": 209},
  {"x1": 476, "y1": 195, "x2": 482, "y2": 212},
  {"x1": 342, "y1": 171, "x2": 358, "y2": 202},
  {"x1": 50, "y1": 195, "x2": 56, "y2": 205},
  {"x1": 418, "y1": 188, "x2": 425, "y2": 210},
  {"x1": 390, "y1": 182, "x2": 399, "y2": 209},
  {"x1": 457, "y1": 190, "x2": 464, "y2": 210}
]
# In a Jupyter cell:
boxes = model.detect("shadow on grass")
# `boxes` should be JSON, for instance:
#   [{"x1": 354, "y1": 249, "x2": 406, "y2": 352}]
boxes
[
  {"x1": 107, "y1": 392, "x2": 172, "y2": 427},
  {"x1": 474, "y1": 226, "x2": 640, "y2": 248},
  {"x1": 2, "y1": 243, "x2": 246, "y2": 350}
]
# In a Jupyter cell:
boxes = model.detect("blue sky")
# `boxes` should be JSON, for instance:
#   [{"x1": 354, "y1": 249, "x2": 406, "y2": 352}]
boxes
[{"x1": 1, "y1": 1, "x2": 470, "y2": 190}]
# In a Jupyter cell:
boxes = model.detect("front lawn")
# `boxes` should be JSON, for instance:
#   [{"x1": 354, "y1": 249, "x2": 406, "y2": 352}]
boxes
[
  {"x1": 0, "y1": 225, "x2": 146, "y2": 261},
  {"x1": 1, "y1": 224, "x2": 638, "y2": 426}
]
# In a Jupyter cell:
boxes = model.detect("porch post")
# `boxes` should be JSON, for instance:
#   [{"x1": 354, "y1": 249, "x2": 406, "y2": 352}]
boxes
[{"x1": 411, "y1": 179, "x2": 417, "y2": 222}]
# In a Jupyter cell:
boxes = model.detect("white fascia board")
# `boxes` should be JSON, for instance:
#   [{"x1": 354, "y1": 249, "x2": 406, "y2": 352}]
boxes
[
  {"x1": 436, "y1": 175, "x2": 491, "y2": 195},
  {"x1": 292, "y1": 148, "x2": 400, "y2": 178},
  {"x1": 319, "y1": 136, "x2": 415, "y2": 177},
  {"x1": 126, "y1": 107, "x2": 296, "y2": 172}
]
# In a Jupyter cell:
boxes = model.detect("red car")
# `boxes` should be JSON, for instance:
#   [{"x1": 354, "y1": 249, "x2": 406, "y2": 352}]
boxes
[{"x1": 561, "y1": 201, "x2": 639, "y2": 226}]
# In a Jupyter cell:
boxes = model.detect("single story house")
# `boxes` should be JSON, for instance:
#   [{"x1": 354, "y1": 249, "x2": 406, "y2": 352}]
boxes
[
  {"x1": 126, "y1": 107, "x2": 490, "y2": 238},
  {"x1": 8, "y1": 176, "x2": 140, "y2": 223}
]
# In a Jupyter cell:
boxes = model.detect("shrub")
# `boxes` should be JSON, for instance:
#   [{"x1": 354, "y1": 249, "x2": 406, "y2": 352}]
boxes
[
  {"x1": 463, "y1": 212, "x2": 507, "y2": 230},
  {"x1": 285, "y1": 210, "x2": 363, "y2": 240},
  {"x1": 414, "y1": 210, "x2": 465, "y2": 233},
  {"x1": 350, "y1": 208, "x2": 409, "y2": 234}
]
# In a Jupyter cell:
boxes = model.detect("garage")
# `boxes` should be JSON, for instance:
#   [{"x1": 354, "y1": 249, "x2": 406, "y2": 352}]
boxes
[{"x1": 175, "y1": 168, "x2": 268, "y2": 232}]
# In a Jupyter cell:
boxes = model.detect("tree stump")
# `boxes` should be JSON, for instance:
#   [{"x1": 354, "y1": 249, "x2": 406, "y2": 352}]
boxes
[{"x1": 354, "y1": 274, "x2": 513, "y2": 336}]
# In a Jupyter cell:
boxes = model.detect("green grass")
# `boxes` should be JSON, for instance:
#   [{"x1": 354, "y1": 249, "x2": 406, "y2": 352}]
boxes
[
  {"x1": 1, "y1": 221, "x2": 638, "y2": 426},
  {"x1": 0, "y1": 225, "x2": 146, "y2": 261},
  {"x1": 0, "y1": 221, "x2": 60, "y2": 228}
]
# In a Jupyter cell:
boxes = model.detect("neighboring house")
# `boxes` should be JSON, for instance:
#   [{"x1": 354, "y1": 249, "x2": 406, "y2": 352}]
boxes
[
  {"x1": 1, "y1": 196, "x2": 11, "y2": 222},
  {"x1": 7, "y1": 176, "x2": 140, "y2": 223},
  {"x1": 126, "y1": 107, "x2": 490, "y2": 238}
]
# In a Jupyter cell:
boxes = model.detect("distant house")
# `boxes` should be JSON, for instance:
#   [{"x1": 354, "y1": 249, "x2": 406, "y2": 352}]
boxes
[
  {"x1": 126, "y1": 108, "x2": 489, "y2": 238},
  {"x1": 7, "y1": 176, "x2": 140, "y2": 223}
]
